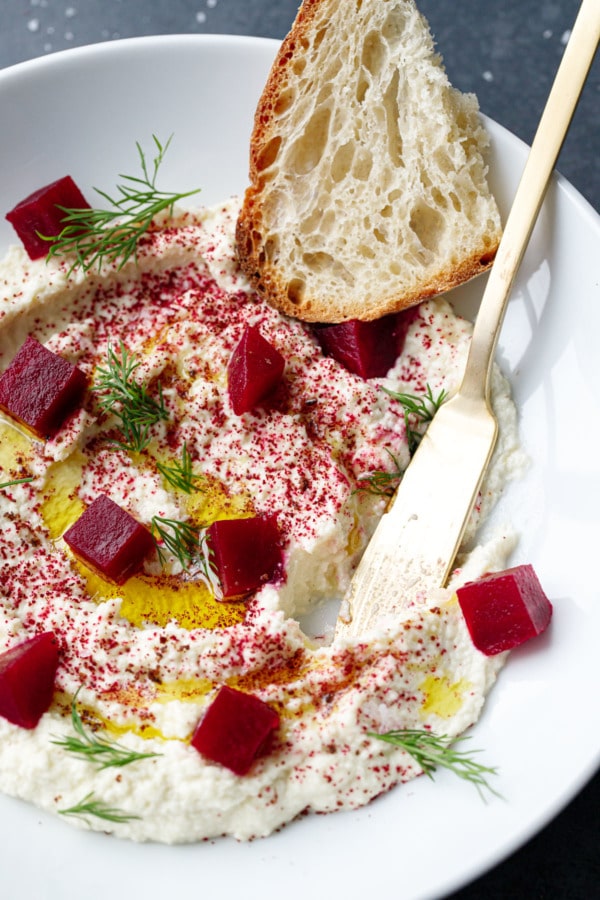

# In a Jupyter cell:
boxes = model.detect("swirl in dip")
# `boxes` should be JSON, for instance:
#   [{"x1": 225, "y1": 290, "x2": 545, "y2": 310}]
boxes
[{"x1": 0, "y1": 199, "x2": 524, "y2": 842}]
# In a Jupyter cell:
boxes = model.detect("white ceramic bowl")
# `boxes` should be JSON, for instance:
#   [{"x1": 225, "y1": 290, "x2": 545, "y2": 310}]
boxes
[{"x1": 0, "y1": 34, "x2": 598, "y2": 900}]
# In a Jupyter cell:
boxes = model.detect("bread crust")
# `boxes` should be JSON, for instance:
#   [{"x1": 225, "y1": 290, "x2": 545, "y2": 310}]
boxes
[{"x1": 236, "y1": 0, "x2": 501, "y2": 323}]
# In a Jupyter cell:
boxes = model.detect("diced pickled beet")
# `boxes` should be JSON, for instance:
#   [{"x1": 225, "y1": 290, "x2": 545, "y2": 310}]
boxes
[
  {"x1": 314, "y1": 310, "x2": 409, "y2": 378},
  {"x1": 191, "y1": 685, "x2": 280, "y2": 775},
  {"x1": 63, "y1": 494, "x2": 155, "y2": 585},
  {"x1": 227, "y1": 325, "x2": 285, "y2": 415},
  {"x1": 0, "y1": 632, "x2": 59, "y2": 729},
  {"x1": 208, "y1": 514, "x2": 283, "y2": 599},
  {"x1": 0, "y1": 335, "x2": 87, "y2": 439},
  {"x1": 456, "y1": 564, "x2": 552, "y2": 656},
  {"x1": 5, "y1": 175, "x2": 90, "y2": 260}
]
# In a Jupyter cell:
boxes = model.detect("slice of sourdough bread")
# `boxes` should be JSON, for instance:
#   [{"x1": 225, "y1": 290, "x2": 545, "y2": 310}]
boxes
[{"x1": 236, "y1": 0, "x2": 502, "y2": 323}]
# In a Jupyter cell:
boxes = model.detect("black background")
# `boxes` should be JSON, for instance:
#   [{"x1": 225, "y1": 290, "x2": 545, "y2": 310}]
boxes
[{"x1": 1, "y1": 2, "x2": 598, "y2": 898}]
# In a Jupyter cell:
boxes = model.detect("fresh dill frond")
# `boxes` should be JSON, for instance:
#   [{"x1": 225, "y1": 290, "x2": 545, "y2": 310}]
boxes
[
  {"x1": 384, "y1": 384, "x2": 447, "y2": 454},
  {"x1": 151, "y1": 515, "x2": 221, "y2": 595},
  {"x1": 0, "y1": 476, "x2": 34, "y2": 490},
  {"x1": 369, "y1": 728, "x2": 500, "y2": 800},
  {"x1": 355, "y1": 449, "x2": 405, "y2": 498},
  {"x1": 58, "y1": 791, "x2": 140, "y2": 824},
  {"x1": 356, "y1": 384, "x2": 447, "y2": 496},
  {"x1": 187, "y1": 526, "x2": 223, "y2": 600},
  {"x1": 156, "y1": 442, "x2": 203, "y2": 494},
  {"x1": 150, "y1": 515, "x2": 201, "y2": 569},
  {"x1": 51, "y1": 693, "x2": 161, "y2": 770},
  {"x1": 93, "y1": 341, "x2": 168, "y2": 452},
  {"x1": 44, "y1": 134, "x2": 200, "y2": 273}
]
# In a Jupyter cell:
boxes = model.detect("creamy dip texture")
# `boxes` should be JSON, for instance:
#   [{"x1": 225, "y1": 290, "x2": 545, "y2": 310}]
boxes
[{"x1": 0, "y1": 199, "x2": 525, "y2": 842}]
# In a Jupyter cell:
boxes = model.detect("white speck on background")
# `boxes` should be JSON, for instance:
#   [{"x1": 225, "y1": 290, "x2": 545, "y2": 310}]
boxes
[
  {"x1": 543, "y1": 29, "x2": 552, "y2": 39},
  {"x1": 27, "y1": 18, "x2": 40, "y2": 32},
  {"x1": 482, "y1": 70, "x2": 494, "y2": 82},
  {"x1": 207, "y1": 0, "x2": 218, "y2": 7},
  {"x1": 196, "y1": 12, "x2": 207, "y2": 24},
  {"x1": 65, "y1": 7, "x2": 77, "y2": 18},
  {"x1": 561, "y1": 30, "x2": 571, "y2": 45},
  {"x1": 64, "y1": 31, "x2": 74, "y2": 41}
]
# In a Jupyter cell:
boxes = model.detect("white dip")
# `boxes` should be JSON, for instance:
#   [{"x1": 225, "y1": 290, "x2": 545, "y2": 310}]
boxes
[{"x1": 0, "y1": 198, "x2": 525, "y2": 842}]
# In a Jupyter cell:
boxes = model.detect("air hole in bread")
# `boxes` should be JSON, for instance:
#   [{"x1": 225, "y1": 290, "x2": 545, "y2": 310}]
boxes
[
  {"x1": 382, "y1": 7, "x2": 409, "y2": 47},
  {"x1": 274, "y1": 89, "x2": 296, "y2": 117},
  {"x1": 358, "y1": 244, "x2": 376, "y2": 260},
  {"x1": 299, "y1": 207, "x2": 322, "y2": 235},
  {"x1": 352, "y1": 149, "x2": 373, "y2": 181},
  {"x1": 449, "y1": 192, "x2": 462, "y2": 213},
  {"x1": 262, "y1": 236, "x2": 279, "y2": 265},
  {"x1": 320, "y1": 209, "x2": 337, "y2": 236},
  {"x1": 464, "y1": 190, "x2": 481, "y2": 224},
  {"x1": 287, "y1": 105, "x2": 332, "y2": 174},
  {"x1": 362, "y1": 31, "x2": 387, "y2": 78},
  {"x1": 317, "y1": 82, "x2": 334, "y2": 105},
  {"x1": 330, "y1": 143, "x2": 354, "y2": 183},
  {"x1": 409, "y1": 201, "x2": 445, "y2": 252},
  {"x1": 286, "y1": 278, "x2": 306, "y2": 306},
  {"x1": 256, "y1": 137, "x2": 282, "y2": 174},
  {"x1": 431, "y1": 188, "x2": 447, "y2": 210},
  {"x1": 356, "y1": 71, "x2": 369, "y2": 103},
  {"x1": 326, "y1": 58, "x2": 343, "y2": 81},
  {"x1": 312, "y1": 26, "x2": 328, "y2": 51},
  {"x1": 302, "y1": 252, "x2": 355, "y2": 285},
  {"x1": 433, "y1": 148, "x2": 453, "y2": 176},
  {"x1": 292, "y1": 58, "x2": 307, "y2": 76},
  {"x1": 383, "y1": 70, "x2": 403, "y2": 167}
]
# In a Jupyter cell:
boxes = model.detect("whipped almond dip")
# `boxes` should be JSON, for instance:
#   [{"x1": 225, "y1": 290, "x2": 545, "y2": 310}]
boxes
[{"x1": 0, "y1": 198, "x2": 525, "y2": 842}]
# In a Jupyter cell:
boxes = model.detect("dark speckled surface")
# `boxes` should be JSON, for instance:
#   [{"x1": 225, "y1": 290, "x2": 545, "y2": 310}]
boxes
[{"x1": 0, "y1": 2, "x2": 598, "y2": 898}]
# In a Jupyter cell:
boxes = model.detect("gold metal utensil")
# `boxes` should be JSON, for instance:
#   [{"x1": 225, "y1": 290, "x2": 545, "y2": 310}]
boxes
[{"x1": 336, "y1": 0, "x2": 600, "y2": 640}]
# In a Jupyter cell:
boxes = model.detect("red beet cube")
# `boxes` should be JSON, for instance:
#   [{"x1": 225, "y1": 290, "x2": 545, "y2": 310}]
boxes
[
  {"x1": 191, "y1": 685, "x2": 280, "y2": 775},
  {"x1": 0, "y1": 335, "x2": 87, "y2": 439},
  {"x1": 314, "y1": 311, "x2": 407, "y2": 378},
  {"x1": 63, "y1": 494, "x2": 155, "y2": 585},
  {"x1": 5, "y1": 175, "x2": 90, "y2": 260},
  {"x1": 227, "y1": 325, "x2": 285, "y2": 415},
  {"x1": 208, "y1": 514, "x2": 283, "y2": 599},
  {"x1": 0, "y1": 632, "x2": 59, "y2": 729},
  {"x1": 456, "y1": 564, "x2": 553, "y2": 656}
]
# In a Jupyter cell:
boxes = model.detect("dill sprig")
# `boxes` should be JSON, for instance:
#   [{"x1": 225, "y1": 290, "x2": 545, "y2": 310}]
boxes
[
  {"x1": 151, "y1": 515, "x2": 221, "y2": 595},
  {"x1": 45, "y1": 134, "x2": 200, "y2": 273},
  {"x1": 355, "y1": 449, "x2": 404, "y2": 498},
  {"x1": 58, "y1": 792, "x2": 140, "y2": 824},
  {"x1": 369, "y1": 728, "x2": 500, "y2": 800},
  {"x1": 384, "y1": 384, "x2": 447, "y2": 454},
  {"x1": 356, "y1": 384, "x2": 447, "y2": 497},
  {"x1": 151, "y1": 515, "x2": 201, "y2": 569},
  {"x1": 187, "y1": 526, "x2": 223, "y2": 599},
  {"x1": 156, "y1": 443, "x2": 203, "y2": 494},
  {"x1": 51, "y1": 693, "x2": 161, "y2": 770},
  {"x1": 93, "y1": 341, "x2": 168, "y2": 452},
  {"x1": 0, "y1": 476, "x2": 33, "y2": 490}
]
